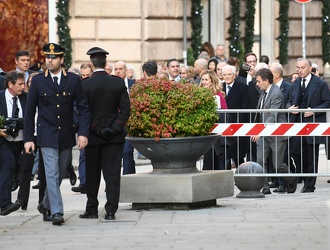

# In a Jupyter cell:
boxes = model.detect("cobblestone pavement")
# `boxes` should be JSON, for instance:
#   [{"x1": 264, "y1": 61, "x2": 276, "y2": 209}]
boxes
[{"x1": 1, "y1": 148, "x2": 330, "y2": 250}]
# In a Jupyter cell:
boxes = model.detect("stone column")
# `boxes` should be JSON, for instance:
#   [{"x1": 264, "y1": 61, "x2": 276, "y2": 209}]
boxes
[
  {"x1": 209, "y1": 0, "x2": 225, "y2": 46},
  {"x1": 260, "y1": 0, "x2": 275, "y2": 63}
]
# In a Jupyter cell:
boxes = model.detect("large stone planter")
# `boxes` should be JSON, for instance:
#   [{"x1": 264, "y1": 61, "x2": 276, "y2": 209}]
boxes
[
  {"x1": 120, "y1": 134, "x2": 234, "y2": 209},
  {"x1": 127, "y1": 134, "x2": 221, "y2": 173}
]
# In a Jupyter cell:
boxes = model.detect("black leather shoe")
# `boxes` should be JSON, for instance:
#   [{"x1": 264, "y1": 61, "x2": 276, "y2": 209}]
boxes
[
  {"x1": 300, "y1": 187, "x2": 315, "y2": 193},
  {"x1": 71, "y1": 184, "x2": 86, "y2": 194},
  {"x1": 79, "y1": 211, "x2": 98, "y2": 219},
  {"x1": 15, "y1": 200, "x2": 27, "y2": 210},
  {"x1": 104, "y1": 213, "x2": 115, "y2": 220},
  {"x1": 327, "y1": 180, "x2": 330, "y2": 183},
  {"x1": 32, "y1": 181, "x2": 40, "y2": 189},
  {"x1": 273, "y1": 186, "x2": 286, "y2": 193},
  {"x1": 67, "y1": 165, "x2": 77, "y2": 186},
  {"x1": 262, "y1": 188, "x2": 271, "y2": 195},
  {"x1": 52, "y1": 213, "x2": 64, "y2": 225},
  {"x1": 37, "y1": 203, "x2": 52, "y2": 222},
  {"x1": 287, "y1": 177, "x2": 298, "y2": 194},
  {"x1": 0, "y1": 202, "x2": 21, "y2": 216}
]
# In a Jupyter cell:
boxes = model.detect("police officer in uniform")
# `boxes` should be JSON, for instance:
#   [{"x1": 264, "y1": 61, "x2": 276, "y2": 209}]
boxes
[
  {"x1": 79, "y1": 47, "x2": 130, "y2": 220},
  {"x1": 24, "y1": 43, "x2": 90, "y2": 225}
]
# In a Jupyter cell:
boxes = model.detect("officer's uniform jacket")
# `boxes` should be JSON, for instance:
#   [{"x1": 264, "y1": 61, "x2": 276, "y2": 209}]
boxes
[{"x1": 24, "y1": 69, "x2": 90, "y2": 149}]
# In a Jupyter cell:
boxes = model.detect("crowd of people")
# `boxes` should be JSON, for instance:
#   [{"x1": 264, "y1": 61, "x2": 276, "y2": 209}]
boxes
[{"x1": 0, "y1": 41, "x2": 329, "y2": 225}]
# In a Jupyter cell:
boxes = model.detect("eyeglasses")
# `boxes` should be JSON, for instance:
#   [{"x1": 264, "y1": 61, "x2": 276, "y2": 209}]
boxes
[{"x1": 247, "y1": 60, "x2": 257, "y2": 64}]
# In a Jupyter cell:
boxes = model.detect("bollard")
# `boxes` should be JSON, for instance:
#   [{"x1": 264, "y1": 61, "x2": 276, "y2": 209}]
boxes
[{"x1": 235, "y1": 161, "x2": 266, "y2": 198}]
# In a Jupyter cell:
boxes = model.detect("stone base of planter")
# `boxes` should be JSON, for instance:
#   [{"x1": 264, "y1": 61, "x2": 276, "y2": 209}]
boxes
[{"x1": 120, "y1": 170, "x2": 234, "y2": 209}]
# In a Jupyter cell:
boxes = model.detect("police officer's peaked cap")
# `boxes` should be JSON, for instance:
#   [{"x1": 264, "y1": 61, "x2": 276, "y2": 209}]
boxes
[
  {"x1": 29, "y1": 62, "x2": 43, "y2": 72},
  {"x1": 42, "y1": 43, "x2": 65, "y2": 58},
  {"x1": 86, "y1": 47, "x2": 109, "y2": 58}
]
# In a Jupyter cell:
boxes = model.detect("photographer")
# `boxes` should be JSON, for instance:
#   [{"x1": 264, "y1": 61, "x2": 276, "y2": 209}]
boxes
[{"x1": 0, "y1": 71, "x2": 26, "y2": 216}]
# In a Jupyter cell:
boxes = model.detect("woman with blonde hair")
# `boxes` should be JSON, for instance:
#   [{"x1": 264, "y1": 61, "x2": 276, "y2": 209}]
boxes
[
  {"x1": 200, "y1": 69, "x2": 228, "y2": 170},
  {"x1": 200, "y1": 69, "x2": 227, "y2": 109}
]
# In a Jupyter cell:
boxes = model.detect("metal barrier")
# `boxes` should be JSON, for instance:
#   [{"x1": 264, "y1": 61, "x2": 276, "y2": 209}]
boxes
[{"x1": 205, "y1": 108, "x2": 330, "y2": 177}]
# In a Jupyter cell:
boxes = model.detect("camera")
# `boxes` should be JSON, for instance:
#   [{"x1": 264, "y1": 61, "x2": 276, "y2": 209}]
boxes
[
  {"x1": 241, "y1": 63, "x2": 251, "y2": 72},
  {"x1": 3, "y1": 117, "x2": 24, "y2": 138}
]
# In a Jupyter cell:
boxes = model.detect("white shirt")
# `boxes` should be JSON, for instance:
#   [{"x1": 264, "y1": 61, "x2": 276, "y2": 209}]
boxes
[
  {"x1": 261, "y1": 85, "x2": 271, "y2": 109},
  {"x1": 246, "y1": 73, "x2": 252, "y2": 85},
  {"x1": 5, "y1": 89, "x2": 23, "y2": 141},
  {"x1": 302, "y1": 74, "x2": 312, "y2": 88},
  {"x1": 124, "y1": 77, "x2": 129, "y2": 94},
  {"x1": 169, "y1": 75, "x2": 180, "y2": 82},
  {"x1": 16, "y1": 67, "x2": 29, "y2": 83},
  {"x1": 49, "y1": 70, "x2": 62, "y2": 85},
  {"x1": 275, "y1": 79, "x2": 283, "y2": 89},
  {"x1": 226, "y1": 82, "x2": 234, "y2": 96}
]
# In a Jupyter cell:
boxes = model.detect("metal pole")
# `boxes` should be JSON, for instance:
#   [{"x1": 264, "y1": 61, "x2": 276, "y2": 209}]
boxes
[
  {"x1": 183, "y1": 0, "x2": 187, "y2": 65},
  {"x1": 302, "y1": 3, "x2": 306, "y2": 58}
]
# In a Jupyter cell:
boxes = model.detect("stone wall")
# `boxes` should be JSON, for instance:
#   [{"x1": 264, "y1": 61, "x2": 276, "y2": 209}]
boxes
[
  {"x1": 68, "y1": 0, "x2": 324, "y2": 78},
  {"x1": 69, "y1": 0, "x2": 192, "y2": 78}
]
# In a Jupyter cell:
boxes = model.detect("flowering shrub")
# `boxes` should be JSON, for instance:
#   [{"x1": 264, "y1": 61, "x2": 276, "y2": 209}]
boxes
[{"x1": 127, "y1": 77, "x2": 218, "y2": 141}]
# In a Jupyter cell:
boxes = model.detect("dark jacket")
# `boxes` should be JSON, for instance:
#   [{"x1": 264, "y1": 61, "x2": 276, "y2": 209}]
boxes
[
  {"x1": 0, "y1": 75, "x2": 5, "y2": 91},
  {"x1": 223, "y1": 79, "x2": 250, "y2": 158},
  {"x1": 24, "y1": 69, "x2": 90, "y2": 149},
  {"x1": 287, "y1": 74, "x2": 330, "y2": 144},
  {"x1": 0, "y1": 90, "x2": 27, "y2": 146},
  {"x1": 82, "y1": 71, "x2": 130, "y2": 145}
]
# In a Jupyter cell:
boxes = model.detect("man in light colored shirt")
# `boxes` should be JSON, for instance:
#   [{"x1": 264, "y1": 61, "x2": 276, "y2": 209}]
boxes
[
  {"x1": 0, "y1": 71, "x2": 26, "y2": 216},
  {"x1": 166, "y1": 59, "x2": 181, "y2": 82},
  {"x1": 15, "y1": 50, "x2": 33, "y2": 83}
]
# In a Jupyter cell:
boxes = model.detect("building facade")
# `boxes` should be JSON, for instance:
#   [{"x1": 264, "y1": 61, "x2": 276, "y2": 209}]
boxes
[
  {"x1": 0, "y1": 0, "x2": 326, "y2": 77},
  {"x1": 68, "y1": 0, "x2": 325, "y2": 77}
]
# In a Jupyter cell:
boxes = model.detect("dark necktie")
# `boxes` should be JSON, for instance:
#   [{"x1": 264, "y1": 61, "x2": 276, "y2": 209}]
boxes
[
  {"x1": 227, "y1": 85, "x2": 231, "y2": 96},
  {"x1": 301, "y1": 78, "x2": 306, "y2": 92},
  {"x1": 53, "y1": 76, "x2": 59, "y2": 89},
  {"x1": 12, "y1": 96, "x2": 18, "y2": 118},
  {"x1": 261, "y1": 92, "x2": 267, "y2": 109},
  {"x1": 53, "y1": 76, "x2": 58, "y2": 85}
]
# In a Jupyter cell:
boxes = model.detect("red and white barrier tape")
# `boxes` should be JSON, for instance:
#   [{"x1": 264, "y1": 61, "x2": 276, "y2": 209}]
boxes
[{"x1": 211, "y1": 123, "x2": 330, "y2": 136}]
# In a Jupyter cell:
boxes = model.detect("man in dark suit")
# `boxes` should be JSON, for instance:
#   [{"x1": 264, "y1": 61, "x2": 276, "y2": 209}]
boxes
[
  {"x1": 114, "y1": 61, "x2": 135, "y2": 175},
  {"x1": 14, "y1": 50, "x2": 35, "y2": 83},
  {"x1": 222, "y1": 65, "x2": 250, "y2": 169},
  {"x1": 287, "y1": 58, "x2": 330, "y2": 193},
  {"x1": 251, "y1": 68, "x2": 288, "y2": 195},
  {"x1": 24, "y1": 43, "x2": 90, "y2": 225},
  {"x1": 79, "y1": 47, "x2": 130, "y2": 220},
  {"x1": 10, "y1": 50, "x2": 37, "y2": 191},
  {"x1": 0, "y1": 71, "x2": 26, "y2": 216},
  {"x1": 0, "y1": 75, "x2": 5, "y2": 91},
  {"x1": 270, "y1": 63, "x2": 292, "y2": 107}
]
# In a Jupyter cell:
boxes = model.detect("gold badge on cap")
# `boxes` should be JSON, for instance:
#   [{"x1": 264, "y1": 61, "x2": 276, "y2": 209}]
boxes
[{"x1": 49, "y1": 44, "x2": 55, "y2": 53}]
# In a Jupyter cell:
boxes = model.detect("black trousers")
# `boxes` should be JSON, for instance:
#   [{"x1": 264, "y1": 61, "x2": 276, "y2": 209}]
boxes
[
  {"x1": 7, "y1": 140, "x2": 23, "y2": 184},
  {"x1": 291, "y1": 137, "x2": 319, "y2": 189},
  {"x1": 16, "y1": 151, "x2": 35, "y2": 206},
  {"x1": 0, "y1": 141, "x2": 16, "y2": 208},
  {"x1": 85, "y1": 143, "x2": 124, "y2": 215}
]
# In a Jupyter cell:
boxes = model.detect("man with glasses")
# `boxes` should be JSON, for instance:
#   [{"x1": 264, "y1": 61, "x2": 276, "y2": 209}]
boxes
[{"x1": 241, "y1": 52, "x2": 258, "y2": 85}]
